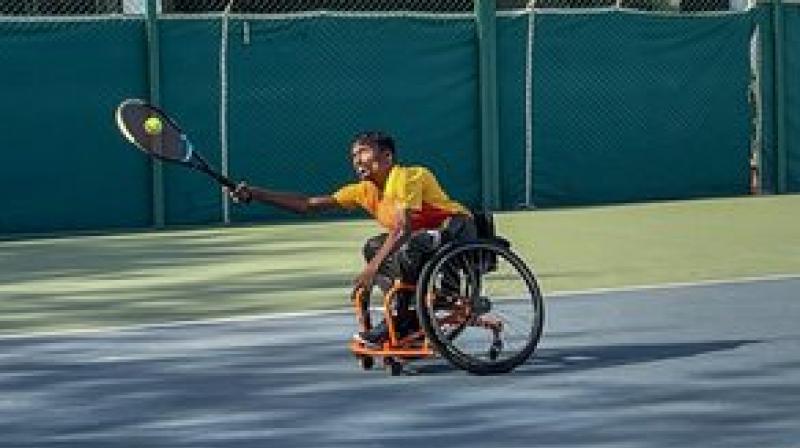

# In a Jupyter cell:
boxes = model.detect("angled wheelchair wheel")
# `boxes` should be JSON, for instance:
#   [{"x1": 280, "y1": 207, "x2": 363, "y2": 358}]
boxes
[{"x1": 416, "y1": 240, "x2": 544, "y2": 375}]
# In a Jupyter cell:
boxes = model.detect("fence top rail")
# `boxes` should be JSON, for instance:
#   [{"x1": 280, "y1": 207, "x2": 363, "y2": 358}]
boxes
[
  {"x1": 164, "y1": 10, "x2": 476, "y2": 20},
  {"x1": 528, "y1": 6, "x2": 751, "y2": 14},
  {"x1": 0, "y1": 14, "x2": 143, "y2": 21},
  {"x1": 5, "y1": 0, "x2": 790, "y2": 20}
]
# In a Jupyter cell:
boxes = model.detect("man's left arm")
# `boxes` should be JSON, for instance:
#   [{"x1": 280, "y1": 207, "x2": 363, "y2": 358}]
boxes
[{"x1": 354, "y1": 207, "x2": 412, "y2": 289}]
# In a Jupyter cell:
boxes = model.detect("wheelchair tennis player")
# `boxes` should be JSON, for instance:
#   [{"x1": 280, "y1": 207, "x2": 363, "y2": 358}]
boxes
[{"x1": 228, "y1": 131, "x2": 477, "y2": 347}]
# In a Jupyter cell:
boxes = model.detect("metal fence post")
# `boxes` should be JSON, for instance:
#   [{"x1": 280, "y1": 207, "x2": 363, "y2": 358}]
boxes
[
  {"x1": 146, "y1": 0, "x2": 165, "y2": 227},
  {"x1": 475, "y1": 0, "x2": 501, "y2": 211},
  {"x1": 772, "y1": 0, "x2": 787, "y2": 193}
]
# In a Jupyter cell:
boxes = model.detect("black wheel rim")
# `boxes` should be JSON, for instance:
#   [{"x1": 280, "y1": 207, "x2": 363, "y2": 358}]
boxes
[{"x1": 418, "y1": 242, "x2": 544, "y2": 373}]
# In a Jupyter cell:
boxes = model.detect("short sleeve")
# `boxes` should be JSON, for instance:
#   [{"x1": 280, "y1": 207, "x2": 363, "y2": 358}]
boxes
[{"x1": 332, "y1": 183, "x2": 365, "y2": 209}]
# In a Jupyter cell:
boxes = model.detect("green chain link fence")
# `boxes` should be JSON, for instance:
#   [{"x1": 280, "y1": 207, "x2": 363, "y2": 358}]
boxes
[{"x1": 0, "y1": 0, "x2": 795, "y2": 234}]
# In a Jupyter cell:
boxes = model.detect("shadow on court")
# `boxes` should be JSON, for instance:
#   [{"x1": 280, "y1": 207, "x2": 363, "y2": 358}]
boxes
[
  {"x1": 0, "y1": 332, "x2": 775, "y2": 448},
  {"x1": 413, "y1": 339, "x2": 760, "y2": 376},
  {"x1": 530, "y1": 340, "x2": 761, "y2": 374},
  {"x1": 0, "y1": 229, "x2": 364, "y2": 332}
]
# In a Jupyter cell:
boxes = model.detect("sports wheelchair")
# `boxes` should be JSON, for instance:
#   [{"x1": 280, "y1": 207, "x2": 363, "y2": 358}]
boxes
[{"x1": 349, "y1": 213, "x2": 544, "y2": 375}]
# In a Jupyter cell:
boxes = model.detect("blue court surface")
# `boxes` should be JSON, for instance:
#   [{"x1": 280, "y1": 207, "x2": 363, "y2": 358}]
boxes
[{"x1": 1, "y1": 277, "x2": 798, "y2": 447}]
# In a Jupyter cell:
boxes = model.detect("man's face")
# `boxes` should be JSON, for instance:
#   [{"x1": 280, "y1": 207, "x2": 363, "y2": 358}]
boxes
[{"x1": 351, "y1": 143, "x2": 392, "y2": 182}]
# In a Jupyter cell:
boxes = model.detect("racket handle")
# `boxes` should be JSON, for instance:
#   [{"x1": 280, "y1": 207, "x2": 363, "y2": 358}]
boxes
[{"x1": 214, "y1": 174, "x2": 237, "y2": 191}]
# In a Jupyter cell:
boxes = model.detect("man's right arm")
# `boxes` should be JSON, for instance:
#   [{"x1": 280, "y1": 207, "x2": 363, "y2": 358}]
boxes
[{"x1": 230, "y1": 182, "x2": 340, "y2": 214}]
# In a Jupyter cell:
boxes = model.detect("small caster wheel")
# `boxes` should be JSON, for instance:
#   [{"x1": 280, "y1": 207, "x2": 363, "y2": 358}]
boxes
[
  {"x1": 489, "y1": 340, "x2": 503, "y2": 361},
  {"x1": 358, "y1": 356, "x2": 375, "y2": 370},
  {"x1": 384, "y1": 357, "x2": 403, "y2": 376}
]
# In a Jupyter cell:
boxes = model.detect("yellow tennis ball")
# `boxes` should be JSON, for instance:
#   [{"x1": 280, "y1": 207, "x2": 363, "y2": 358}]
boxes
[{"x1": 143, "y1": 116, "x2": 163, "y2": 135}]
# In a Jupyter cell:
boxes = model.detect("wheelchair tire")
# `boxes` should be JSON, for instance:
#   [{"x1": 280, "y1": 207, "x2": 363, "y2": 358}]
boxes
[{"x1": 416, "y1": 240, "x2": 544, "y2": 375}]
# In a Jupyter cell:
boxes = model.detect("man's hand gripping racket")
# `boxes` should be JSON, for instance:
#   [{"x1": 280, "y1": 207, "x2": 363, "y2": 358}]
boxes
[{"x1": 115, "y1": 98, "x2": 251, "y2": 202}]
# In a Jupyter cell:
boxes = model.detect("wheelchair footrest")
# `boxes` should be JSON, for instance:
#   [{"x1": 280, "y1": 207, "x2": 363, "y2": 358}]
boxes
[{"x1": 349, "y1": 339, "x2": 434, "y2": 358}]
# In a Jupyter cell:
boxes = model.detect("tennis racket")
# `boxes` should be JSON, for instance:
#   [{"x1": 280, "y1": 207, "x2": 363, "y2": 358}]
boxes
[{"x1": 115, "y1": 98, "x2": 236, "y2": 190}]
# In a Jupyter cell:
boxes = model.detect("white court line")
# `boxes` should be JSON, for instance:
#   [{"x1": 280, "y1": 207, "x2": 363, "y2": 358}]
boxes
[
  {"x1": 0, "y1": 273, "x2": 797, "y2": 341},
  {"x1": 547, "y1": 272, "x2": 800, "y2": 297}
]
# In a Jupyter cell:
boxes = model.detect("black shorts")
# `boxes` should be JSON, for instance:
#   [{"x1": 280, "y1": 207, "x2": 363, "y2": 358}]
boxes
[{"x1": 362, "y1": 214, "x2": 477, "y2": 285}]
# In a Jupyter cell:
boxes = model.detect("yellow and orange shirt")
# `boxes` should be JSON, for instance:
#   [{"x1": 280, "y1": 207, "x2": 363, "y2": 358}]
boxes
[{"x1": 332, "y1": 165, "x2": 469, "y2": 231}]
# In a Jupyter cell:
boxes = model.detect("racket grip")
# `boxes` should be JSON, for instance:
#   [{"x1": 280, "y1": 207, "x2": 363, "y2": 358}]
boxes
[{"x1": 216, "y1": 175, "x2": 237, "y2": 191}]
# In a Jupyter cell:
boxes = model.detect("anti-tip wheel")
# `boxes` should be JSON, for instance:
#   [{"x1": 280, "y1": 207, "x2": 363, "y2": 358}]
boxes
[
  {"x1": 358, "y1": 356, "x2": 375, "y2": 370},
  {"x1": 383, "y1": 357, "x2": 404, "y2": 376}
]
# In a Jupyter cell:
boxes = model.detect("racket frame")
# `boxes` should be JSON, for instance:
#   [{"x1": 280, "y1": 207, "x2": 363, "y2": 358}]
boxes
[{"x1": 115, "y1": 98, "x2": 236, "y2": 190}]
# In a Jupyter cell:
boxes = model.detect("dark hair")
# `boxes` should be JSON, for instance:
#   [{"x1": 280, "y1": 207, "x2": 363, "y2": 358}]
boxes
[{"x1": 351, "y1": 131, "x2": 395, "y2": 156}]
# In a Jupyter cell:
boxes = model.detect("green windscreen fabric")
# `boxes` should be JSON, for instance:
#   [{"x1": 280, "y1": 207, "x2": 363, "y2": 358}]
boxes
[
  {"x1": 226, "y1": 16, "x2": 480, "y2": 223},
  {"x1": 0, "y1": 20, "x2": 150, "y2": 234},
  {"x1": 532, "y1": 11, "x2": 753, "y2": 206},
  {"x1": 497, "y1": 14, "x2": 529, "y2": 209},
  {"x1": 160, "y1": 19, "x2": 224, "y2": 225},
  {"x1": 787, "y1": 4, "x2": 800, "y2": 192}
]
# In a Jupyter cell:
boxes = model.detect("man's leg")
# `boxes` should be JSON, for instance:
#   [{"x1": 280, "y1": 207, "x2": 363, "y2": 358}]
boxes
[
  {"x1": 391, "y1": 231, "x2": 444, "y2": 335},
  {"x1": 357, "y1": 232, "x2": 433, "y2": 344},
  {"x1": 441, "y1": 214, "x2": 478, "y2": 243},
  {"x1": 357, "y1": 234, "x2": 384, "y2": 335},
  {"x1": 388, "y1": 216, "x2": 480, "y2": 338},
  {"x1": 356, "y1": 218, "x2": 477, "y2": 344},
  {"x1": 357, "y1": 234, "x2": 403, "y2": 345}
]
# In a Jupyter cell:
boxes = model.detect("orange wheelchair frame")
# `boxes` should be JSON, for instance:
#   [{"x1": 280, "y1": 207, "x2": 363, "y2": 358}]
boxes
[
  {"x1": 349, "y1": 278, "x2": 508, "y2": 376},
  {"x1": 349, "y1": 281, "x2": 432, "y2": 375},
  {"x1": 348, "y1": 217, "x2": 545, "y2": 376}
]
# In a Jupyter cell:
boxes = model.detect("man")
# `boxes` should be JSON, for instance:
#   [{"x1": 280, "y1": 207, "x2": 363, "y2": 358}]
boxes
[{"x1": 229, "y1": 131, "x2": 476, "y2": 345}]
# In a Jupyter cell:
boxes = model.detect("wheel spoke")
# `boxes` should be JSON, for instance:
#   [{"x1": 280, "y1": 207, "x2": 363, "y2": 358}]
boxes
[{"x1": 419, "y1": 241, "x2": 544, "y2": 374}]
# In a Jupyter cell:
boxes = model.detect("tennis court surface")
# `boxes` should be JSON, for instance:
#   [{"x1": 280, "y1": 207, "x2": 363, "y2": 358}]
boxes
[
  {"x1": 0, "y1": 195, "x2": 798, "y2": 445},
  {"x1": 1, "y1": 277, "x2": 798, "y2": 447},
  {"x1": 1, "y1": 195, "x2": 797, "y2": 334}
]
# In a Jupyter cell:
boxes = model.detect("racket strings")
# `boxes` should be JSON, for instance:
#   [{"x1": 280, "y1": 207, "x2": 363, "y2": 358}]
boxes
[{"x1": 117, "y1": 100, "x2": 188, "y2": 163}]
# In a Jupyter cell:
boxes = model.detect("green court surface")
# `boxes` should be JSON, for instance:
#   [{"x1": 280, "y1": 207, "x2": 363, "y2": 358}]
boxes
[{"x1": 1, "y1": 195, "x2": 798, "y2": 334}]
